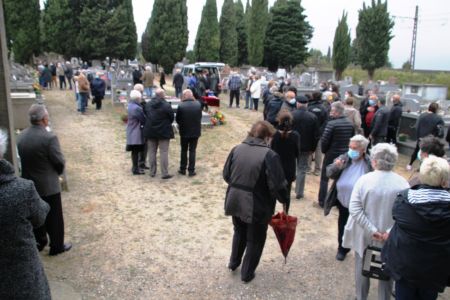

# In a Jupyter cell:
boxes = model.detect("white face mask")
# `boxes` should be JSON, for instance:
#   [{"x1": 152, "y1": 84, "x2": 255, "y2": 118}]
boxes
[{"x1": 289, "y1": 99, "x2": 296, "y2": 105}]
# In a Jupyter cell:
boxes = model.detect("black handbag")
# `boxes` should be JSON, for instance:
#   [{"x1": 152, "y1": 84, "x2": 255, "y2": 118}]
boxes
[
  {"x1": 323, "y1": 180, "x2": 338, "y2": 216},
  {"x1": 362, "y1": 245, "x2": 390, "y2": 281}
]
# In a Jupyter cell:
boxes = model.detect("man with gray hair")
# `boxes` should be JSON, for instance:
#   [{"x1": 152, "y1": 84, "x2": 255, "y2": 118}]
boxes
[
  {"x1": 176, "y1": 89, "x2": 202, "y2": 176},
  {"x1": 17, "y1": 104, "x2": 72, "y2": 255},
  {"x1": 318, "y1": 101, "x2": 355, "y2": 208},
  {"x1": 143, "y1": 88, "x2": 175, "y2": 179}
]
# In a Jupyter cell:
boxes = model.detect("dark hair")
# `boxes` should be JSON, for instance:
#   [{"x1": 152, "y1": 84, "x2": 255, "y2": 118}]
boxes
[
  {"x1": 331, "y1": 83, "x2": 339, "y2": 93},
  {"x1": 345, "y1": 97, "x2": 355, "y2": 106},
  {"x1": 287, "y1": 86, "x2": 297, "y2": 95},
  {"x1": 429, "y1": 102, "x2": 439, "y2": 113},
  {"x1": 305, "y1": 93, "x2": 312, "y2": 100},
  {"x1": 312, "y1": 92, "x2": 322, "y2": 101},
  {"x1": 276, "y1": 111, "x2": 293, "y2": 139},
  {"x1": 248, "y1": 121, "x2": 276, "y2": 139},
  {"x1": 420, "y1": 135, "x2": 446, "y2": 157},
  {"x1": 346, "y1": 90, "x2": 354, "y2": 97}
]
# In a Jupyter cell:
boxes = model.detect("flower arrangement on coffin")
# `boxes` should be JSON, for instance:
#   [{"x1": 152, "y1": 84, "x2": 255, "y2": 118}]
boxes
[{"x1": 210, "y1": 110, "x2": 225, "y2": 126}]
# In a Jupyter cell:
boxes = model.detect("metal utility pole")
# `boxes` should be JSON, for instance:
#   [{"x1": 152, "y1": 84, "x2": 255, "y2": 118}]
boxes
[
  {"x1": 0, "y1": 0, "x2": 19, "y2": 171},
  {"x1": 409, "y1": 5, "x2": 419, "y2": 71}
]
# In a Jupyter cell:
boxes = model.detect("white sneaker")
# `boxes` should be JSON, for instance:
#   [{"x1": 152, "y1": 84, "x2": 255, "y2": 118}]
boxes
[{"x1": 406, "y1": 164, "x2": 412, "y2": 171}]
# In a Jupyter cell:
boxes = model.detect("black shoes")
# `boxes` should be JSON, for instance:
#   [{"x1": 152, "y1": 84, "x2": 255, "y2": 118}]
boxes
[
  {"x1": 162, "y1": 175, "x2": 173, "y2": 179},
  {"x1": 296, "y1": 195, "x2": 303, "y2": 200},
  {"x1": 37, "y1": 242, "x2": 47, "y2": 252},
  {"x1": 188, "y1": 172, "x2": 196, "y2": 177},
  {"x1": 132, "y1": 170, "x2": 145, "y2": 175},
  {"x1": 139, "y1": 165, "x2": 150, "y2": 170},
  {"x1": 178, "y1": 170, "x2": 196, "y2": 176},
  {"x1": 336, "y1": 250, "x2": 348, "y2": 261},
  {"x1": 178, "y1": 170, "x2": 186, "y2": 175},
  {"x1": 49, "y1": 242, "x2": 72, "y2": 256},
  {"x1": 242, "y1": 273, "x2": 255, "y2": 283},
  {"x1": 228, "y1": 263, "x2": 239, "y2": 272}
]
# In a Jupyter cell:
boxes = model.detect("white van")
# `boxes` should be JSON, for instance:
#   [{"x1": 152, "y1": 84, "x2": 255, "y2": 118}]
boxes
[{"x1": 181, "y1": 62, "x2": 225, "y2": 89}]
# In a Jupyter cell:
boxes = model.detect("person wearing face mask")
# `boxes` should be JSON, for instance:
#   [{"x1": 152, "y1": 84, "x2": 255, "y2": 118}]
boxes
[
  {"x1": 318, "y1": 102, "x2": 355, "y2": 208},
  {"x1": 325, "y1": 135, "x2": 373, "y2": 261},
  {"x1": 223, "y1": 121, "x2": 289, "y2": 283},
  {"x1": 280, "y1": 91, "x2": 297, "y2": 112},
  {"x1": 363, "y1": 95, "x2": 378, "y2": 138}
]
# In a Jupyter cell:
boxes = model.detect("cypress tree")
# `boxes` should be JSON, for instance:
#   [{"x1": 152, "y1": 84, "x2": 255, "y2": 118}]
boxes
[
  {"x1": 106, "y1": 0, "x2": 137, "y2": 60},
  {"x1": 143, "y1": 0, "x2": 188, "y2": 72},
  {"x1": 219, "y1": 0, "x2": 237, "y2": 66},
  {"x1": 235, "y1": 0, "x2": 248, "y2": 66},
  {"x1": 41, "y1": 0, "x2": 74, "y2": 58},
  {"x1": 248, "y1": 0, "x2": 269, "y2": 66},
  {"x1": 263, "y1": 0, "x2": 312, "y2": 70},
  {"x1": 3, "y1": 0, "x2": 41, "y2": 64},
  {"x1": 141, "y1": 29, "x2": 151, "y2": 62},
  {"x1": 355, "y1": 0, "x2": 394, "y2": 79},
  {"x1": 194, "y1": 0, "x2": 220, "y2": 62},
  {"x1": 332, "y1": 11, "x2": 351, "y2": 80}
]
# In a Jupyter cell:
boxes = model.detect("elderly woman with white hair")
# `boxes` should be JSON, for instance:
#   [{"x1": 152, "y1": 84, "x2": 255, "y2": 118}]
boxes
[
  {"x1": 343, "y1": 143, "x2": 409, "y2": 300},
  {"x1": 126, "y1": 90, "x2": 146, "y2": 175},
  {"x1": 382, "y1": 155, "x2": 450, "y2": 300},
  {"x1": 325, "y1": 135, "x2": 373, "y2": 261},
  {"x1": 0, "y1": 129, "x2": 51, "y2": 299}
]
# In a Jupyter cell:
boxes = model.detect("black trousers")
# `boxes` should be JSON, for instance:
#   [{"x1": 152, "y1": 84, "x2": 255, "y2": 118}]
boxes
[
  {"x1": 229, "y1": 89, "x2": 240, "y2": 107},
  {"x1": 252, "y1": 98, "x2": 259, "y2": 111},
  {"x1": 336, "y1": 201, "x2": 350, "y2": 253},
  {"x1": 94, "y1": 96, "x2": 103, "y2": 110},
  {"x1": 131, "y1": 149, "x2": 140, "y2": 172},
  {"x1": 59, "y1": 75, "x2": 66, "y2": 89},
  {"x1": 285, "y1": 181, "x2": 292, "y2": 214},
  {"x1": 138, "y1": 140, "x2": 148, "y2": 168},
  {"x1": 395, "y1": 280, "x2": 438, "y2": 300},
  {"x1": 229, "y1": 217, "x2": 268, "y2": 281},
  {"x1": 386, "y1": 126, "x2": 398, "y2": 145},
  {"x1": 409, "y1": 141, "x2": 420, "y2": 166},
  {"x1": 34, "y1": 193, "x2": 65, "y2": 252},
  {"x1": 180, "y1": 137, "x2": 198, "y2": 173}
]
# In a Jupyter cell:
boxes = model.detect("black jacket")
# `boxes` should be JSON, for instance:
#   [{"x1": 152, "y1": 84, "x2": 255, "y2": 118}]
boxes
[
  {"x1": 223, "y1": 137, "x2": 288, "y2": 224},
  {"x1": 271, "y1": 131, "x2": 301, "y2": 182},
  {"x1": 176, "y1": 98, "x2": 202, "y2": 138},
  {"x1": 132, "y1": 69, "x2": 142, "y2": 84},
  {"x1": 143, "y1": 97, "x2": 174, "y2": 139},
  {"x1": 416, "y1": 112, "x2": 445, "y2": 139},
  {"x1": 90, "y1": 78, "x2": 106, "y2": 99},
  {"x1": 265, "y1": 96, "x2": 284, "y2": 126},
  {"x1": 321, "y1": 116, "x2": 355, "y2": 157},
  {"x1": 382, "y1": 186, "x2": 450, "y2": 292},
  {"x1": 308, "y1": 100, "x2": 328, "y2": 134},
  {"x1": 173, "y1": 73, "x2": 184, "y2": 88},
  {"x1": 370, "y1": 105, "x2": 390, "y2": 137},
  {"x1": 388, "y1": 102, "x2": 403, "y2": 128},
  {"x1": 292, "y1": 107, "x2": 320, "y2": 152}
]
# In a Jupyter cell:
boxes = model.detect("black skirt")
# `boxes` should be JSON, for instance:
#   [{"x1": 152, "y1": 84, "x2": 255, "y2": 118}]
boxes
[{"x1": 126, "y1": 144, "x2": 144, "y2": 152}]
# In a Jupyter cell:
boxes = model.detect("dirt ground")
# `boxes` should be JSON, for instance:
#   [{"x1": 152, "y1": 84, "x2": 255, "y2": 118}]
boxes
[{"x1": 39, "y1": 86, "x2": 450, "y2": 300}]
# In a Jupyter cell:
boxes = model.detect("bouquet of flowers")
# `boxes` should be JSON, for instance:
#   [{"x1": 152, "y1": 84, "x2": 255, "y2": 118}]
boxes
[
  {"x1": 32, "y1": 82, "x2": 41, "y2": 95},
  {"x1": 210, "y1": 110, "x2": 225, "y2": 126}
]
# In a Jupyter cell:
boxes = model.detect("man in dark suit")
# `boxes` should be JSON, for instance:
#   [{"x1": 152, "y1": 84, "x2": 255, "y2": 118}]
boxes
[
  {"x1": 176, "y1": 89, "x2": 202, "y2": 176},
  {"x1": 17, "y1": 104, "x2": 72, "y2": 256},
  {"x1": 370, "y1": 98, "x2": 390, "y2": 145},
  {"x1": 292, "y1": 96, "x2": 320, "y2": 200}
]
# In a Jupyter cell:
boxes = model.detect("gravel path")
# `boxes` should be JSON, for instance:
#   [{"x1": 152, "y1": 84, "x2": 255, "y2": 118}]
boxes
[{"x1": 39, "y1": 90, "x2": 449, "y2": 300}]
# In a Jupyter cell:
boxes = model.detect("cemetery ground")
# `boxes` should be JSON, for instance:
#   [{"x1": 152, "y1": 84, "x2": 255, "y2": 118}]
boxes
[{"x1": 39, "y1": 87, "x2": 450, "y2": 300}]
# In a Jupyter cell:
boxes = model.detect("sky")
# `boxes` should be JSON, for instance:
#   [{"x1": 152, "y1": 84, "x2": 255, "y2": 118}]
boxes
[{"x1": 130, "y1": 0, "x2": 450, "y2": 71}]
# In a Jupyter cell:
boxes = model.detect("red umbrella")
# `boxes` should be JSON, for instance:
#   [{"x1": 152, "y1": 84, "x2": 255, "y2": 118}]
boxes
[{"x1": 269, "y1": 212, "x2": 298, "y2": 263}]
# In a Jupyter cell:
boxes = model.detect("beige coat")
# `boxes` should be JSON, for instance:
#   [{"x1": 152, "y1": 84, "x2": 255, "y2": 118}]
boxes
[{"x1": 141, "y1": 70, "x2": 154, "y2": 88}]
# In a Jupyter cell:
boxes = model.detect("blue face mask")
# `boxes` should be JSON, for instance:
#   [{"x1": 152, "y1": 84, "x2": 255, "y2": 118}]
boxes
[
  {"x1": 368, "y1": 99, "x2": 376, "y2": 106},
  {"x1": 347, "y1": 149, "x2": 360, "y2": 160},
  {"x1": 417, "y1": 149, "x2": 422, "y2": 161}
]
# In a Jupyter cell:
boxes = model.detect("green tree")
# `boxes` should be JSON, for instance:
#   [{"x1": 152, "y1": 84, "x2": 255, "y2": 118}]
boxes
[
  {"x1": 235, "y1": 0, "x2": 248, "y2": 66},
  {"x1": 355, "y1": 0, "x2": 394, "y2": 79},
  {"x1": 219, "y1": 0, "x2": 237, "y2": 66},
  {"x1": 402, "y1": 60, "x2": 411, "y2": 71},
  {"x1": 106, "y1": 0, "x2": 137, "y2": 60},
  {"x1": 41, "y1": 0, "x2": 76, "y2": 58},
  {"x1": 186, "y1": 50, "x2": 195, "y2": 63},
  {"x1": 141, "y1": 29, "x2": 151, "y2": 62},
  {"x1": 143, "y1": 0, "x2": 188, "y2": 71},
  {"x1": 248, "y1": 0, "x2": 269, "y2": 66},
  {"x1": 332, "y1": 11, "x2": 351, "y2": 80},
  {"x1": 263, "y1": 0, "x2": 312, "y2": 70},
  {"x1": 194, "y1": 0, "x2": 220, "y2": 61},
  {"x1": 3, "y1": 0, "x2": 41, "y2": 64}
]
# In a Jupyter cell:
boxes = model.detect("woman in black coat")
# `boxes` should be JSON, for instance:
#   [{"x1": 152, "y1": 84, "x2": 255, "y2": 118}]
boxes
[
  {"x1": 270, "y1": 111, "x2": 301, "y2": 213},
  {"x1": 0, "y1": 130, "x2": 51, "y2": 300}
]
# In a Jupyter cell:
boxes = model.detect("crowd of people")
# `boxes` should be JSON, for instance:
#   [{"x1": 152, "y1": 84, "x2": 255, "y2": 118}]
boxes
[{"x1": 222, "y1": 79, "x2": 450, "y2": 299}]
